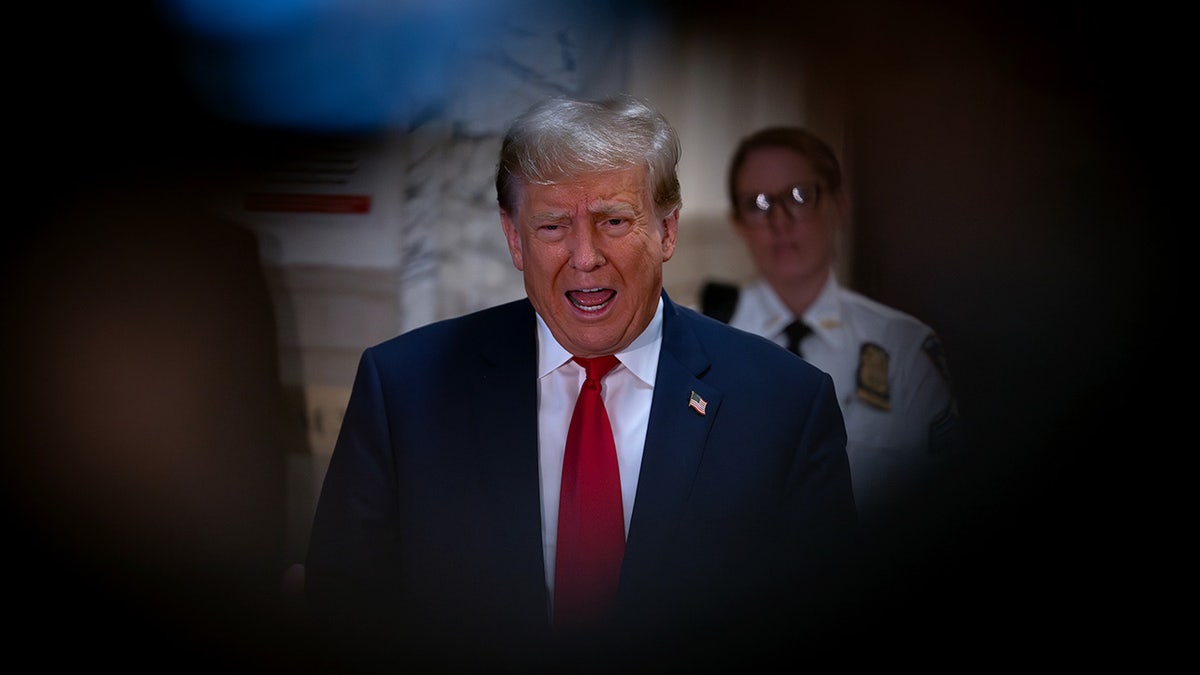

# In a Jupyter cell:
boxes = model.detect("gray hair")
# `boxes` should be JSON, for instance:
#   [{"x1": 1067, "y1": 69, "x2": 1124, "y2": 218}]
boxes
[{"x1": 496, "y1": 93, "x2": 682, "y2": 217}]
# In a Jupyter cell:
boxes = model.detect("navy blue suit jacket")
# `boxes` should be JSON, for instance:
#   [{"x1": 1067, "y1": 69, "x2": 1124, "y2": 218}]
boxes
[{"x1": 305, "y1": 292, "x2": 856, "y2": 668}]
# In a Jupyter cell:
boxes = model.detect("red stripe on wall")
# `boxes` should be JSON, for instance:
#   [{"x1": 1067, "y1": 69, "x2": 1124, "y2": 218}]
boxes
[{"x1": 244, "y1": 193, "x2": 372, "y2": 214}]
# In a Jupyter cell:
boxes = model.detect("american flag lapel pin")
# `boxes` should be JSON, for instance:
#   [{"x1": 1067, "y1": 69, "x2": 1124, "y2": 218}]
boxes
[{"x1": 688, "y1": 391, "x2": 707, "y2": 416}]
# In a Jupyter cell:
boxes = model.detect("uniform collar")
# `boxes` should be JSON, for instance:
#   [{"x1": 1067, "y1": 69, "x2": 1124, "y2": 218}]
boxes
[
  {"x1": 803, "y1": 271, "x2": 845, "y2": 345},
  {"x1": 748, "y1": 270, "x2": 844, "y2": 345}
]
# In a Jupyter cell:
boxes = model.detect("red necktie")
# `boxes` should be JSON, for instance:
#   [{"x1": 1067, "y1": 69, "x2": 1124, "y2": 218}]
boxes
[{"x1": 554, "y1": 355, "x2": 624, "y2": 627}]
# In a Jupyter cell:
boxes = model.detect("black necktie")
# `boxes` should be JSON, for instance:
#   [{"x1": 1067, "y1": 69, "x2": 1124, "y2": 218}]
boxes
[{"x1": 783, "y1": 319, "x2": 811, "y2": 357}]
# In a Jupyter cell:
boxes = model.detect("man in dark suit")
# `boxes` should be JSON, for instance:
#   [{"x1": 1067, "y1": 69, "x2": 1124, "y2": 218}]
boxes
[{"x1": 304, "y1": 94, "x2": 858, "y2": 671}]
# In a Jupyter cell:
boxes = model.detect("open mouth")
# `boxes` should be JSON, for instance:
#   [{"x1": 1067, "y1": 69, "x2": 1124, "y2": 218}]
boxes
[{"x1": 566, "y1": 288, "x2": 616, "y2": 312}]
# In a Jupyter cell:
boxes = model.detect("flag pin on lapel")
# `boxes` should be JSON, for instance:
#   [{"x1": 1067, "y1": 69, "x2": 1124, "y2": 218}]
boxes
[{"x1": 688, "y1": 391, "x2": 707, "y2": 415}]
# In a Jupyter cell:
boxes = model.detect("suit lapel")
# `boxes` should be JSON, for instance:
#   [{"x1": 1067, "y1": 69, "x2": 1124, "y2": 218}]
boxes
[
  {"x1": 622, "y1": 295, "x2": 723, "y2": 587},
  {"x1": 467, "y1": 300, "x2": 549, "y2": 627}
]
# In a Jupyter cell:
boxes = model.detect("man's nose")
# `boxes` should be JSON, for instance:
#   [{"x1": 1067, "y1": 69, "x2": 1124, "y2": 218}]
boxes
[{"x1": 570, "y1": 225, "x2": 607, "y2": 271}]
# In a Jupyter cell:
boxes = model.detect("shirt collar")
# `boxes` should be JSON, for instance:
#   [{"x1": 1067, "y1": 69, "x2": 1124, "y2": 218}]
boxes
[
  {"x1": 802, "y1": 271, "x2": 844, "y2": 338},
  {"x1": 752, "y1": 270, "x2": 844, "y2": 343},
  {"x1": 536, "y1": 295, "x2": 664, "y2": 388}
]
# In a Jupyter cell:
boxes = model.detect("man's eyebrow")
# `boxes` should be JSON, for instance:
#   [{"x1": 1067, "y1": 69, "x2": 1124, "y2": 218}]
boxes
[
  {"x1": 589, "y1": 201, "x2": 638, "y2": 216},
  {"x1": 530, "y1": 210, "x2": 571, "y2": 222}
]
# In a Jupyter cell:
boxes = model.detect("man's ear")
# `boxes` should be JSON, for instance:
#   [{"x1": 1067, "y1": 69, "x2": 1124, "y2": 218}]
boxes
[
  {"x1": 500, "y1": 208, "x2": 524, "y2": 271},
  {"x1": 659, "y1": 206, "x2": 680, "y2": 262}
]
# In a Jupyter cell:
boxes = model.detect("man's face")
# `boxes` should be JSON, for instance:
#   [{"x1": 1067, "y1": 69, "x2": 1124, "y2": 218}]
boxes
[
  {"x1": 733, "y1": 146, "x2": 837, "y2": 290},
  {"x1": 501, "y1": 167, "x2": 678, "y2": 358}
]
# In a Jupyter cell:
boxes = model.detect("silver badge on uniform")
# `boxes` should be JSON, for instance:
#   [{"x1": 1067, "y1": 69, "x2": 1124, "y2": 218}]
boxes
[{"x1": 855, "y1": 342, "x2": 891, "y2": 411}]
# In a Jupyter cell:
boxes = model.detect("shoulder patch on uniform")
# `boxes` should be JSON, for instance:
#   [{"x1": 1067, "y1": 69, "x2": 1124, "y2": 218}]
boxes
[
  {"x1": 928, "y1": 405, "x2": 961, "y2": 456},
  {"x1": 922, "y1": 333, "x2": 952, "y2": 383},
  {"x1": 855, "y1": 342, "x2": 891, "y2": 411}
]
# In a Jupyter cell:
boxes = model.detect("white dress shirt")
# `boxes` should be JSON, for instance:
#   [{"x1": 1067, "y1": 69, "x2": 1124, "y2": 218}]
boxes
[
  {"x1": 728, "y1": 272, "x2": 958, "y2": 522},
  {"x1": 537, "y1": 297, "x2": 663, "y2": 596}
]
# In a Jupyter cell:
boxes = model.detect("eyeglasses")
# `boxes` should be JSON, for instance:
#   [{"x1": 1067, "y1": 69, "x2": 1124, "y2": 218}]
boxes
[{"x1": 736, "y1": 183, "x2": 820, "y2": 225}]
